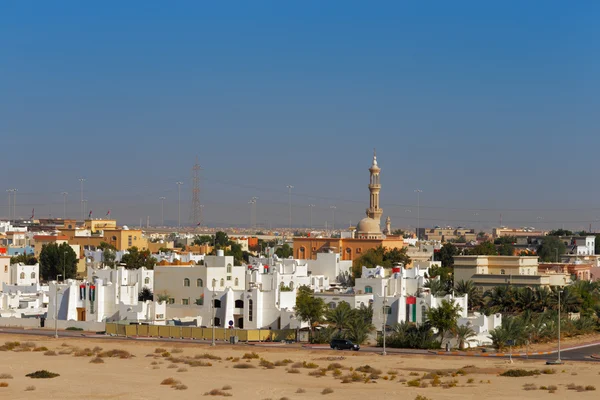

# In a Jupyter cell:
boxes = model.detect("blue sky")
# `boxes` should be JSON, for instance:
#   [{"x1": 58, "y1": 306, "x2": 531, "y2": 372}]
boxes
[{"x1": 1, "y1": 1, "x2": 599, "y2": 230}]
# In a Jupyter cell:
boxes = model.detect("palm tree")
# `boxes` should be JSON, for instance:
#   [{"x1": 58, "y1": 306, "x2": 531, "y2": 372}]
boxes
[
  {"x1": 425, "y1": 300, "x2": 463, "y2": 342},
  {"x1": 346, "y1": 317, "x2": 374, "y2": 345},
  {"x1": 453, "y1": 323, "x2": 477, "y2": 349},
  {"x1": 515, "y1": 287, "x2": 536, "y2": 313},
  {"x1": 424, "y1": 278, "x2": 446, "y2": 297},
  {"x1": 454, "y1": 280, "x2": 482, "y2": 310},
  {"x1": 326, "y1": 301, "x2": 353, "y2": 331}
]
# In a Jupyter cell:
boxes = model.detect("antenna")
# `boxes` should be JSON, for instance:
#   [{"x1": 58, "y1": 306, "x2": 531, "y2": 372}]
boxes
[{"x1": 190, "y1": 157, "x2": 202, "y2": 227}]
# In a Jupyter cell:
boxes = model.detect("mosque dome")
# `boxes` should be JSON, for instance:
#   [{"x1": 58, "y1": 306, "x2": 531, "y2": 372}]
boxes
[{"x1": 356, "y1": 217, "x2": 381, "y2": 235}]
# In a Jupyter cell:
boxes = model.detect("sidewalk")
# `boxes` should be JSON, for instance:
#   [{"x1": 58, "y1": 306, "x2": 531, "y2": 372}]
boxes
[{"x1": 431, "y1": 339, "x2": 600, "y2": 358}]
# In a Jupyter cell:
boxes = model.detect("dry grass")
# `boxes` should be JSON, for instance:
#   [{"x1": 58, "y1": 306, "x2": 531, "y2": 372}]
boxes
[
  {"x1": 222, "y1": 385, "x2": 232, "y2": 390},
  {"x1": 89, "y1": 357, "x2": 104, "y2": 364},
  {"x1": 259, "y1": 359, "x2": 276, "y2": 369},
  {"x1": 296, "y1": 388, "x2": 306, "y2": 393},
  {"x1": 274, "y1": 359, "x2": 293, "y2": 366},
  {"x1": 25, "y1": 385, "x2": 35, "y2": 391},
  {"x1": 97, "y1": 349, "x2": 132, "y2": 359},
  {"x1": 523, "y1": 383, "x2": 537, "y2": 391},
  {"x1": 0, "y1": 374, "x2": 12, "y2": 379},
  {"x1": 233, "y1": 363, "x2": 256, "y2": 369},
  {"x1": 174, "y1": 384, "x2": 188, "y2": 390},
  {"x1": 185, "y1": 360, "x2": 212, "y2": 367},
  {"x1": 160, "y1": 377, "x2": 180, "y2": 386},
  {"x1": 44, "y1": 350, "x2": 57, "y2": 356},
  {"x1": 33, "y1": 346, "x2": 48, "y2": 352},
  {"x1": 204, "y1": 388, "x2": 233, "y2": 396},
  {"x1": 177, "y1": 367, "x2": 188, "y2": 373},
  {"x1": 242, "y1": 352, "x2": 259, "y2": 359},
  {"x1": 155, "y1": 348, "x2": 167, "y2": 353},
  {"x1": 321, "y1": 388, "x2": 334, "y2": 395},
  {"x1": 195, "y1": 353, "x2": 222, "y2": 361}
]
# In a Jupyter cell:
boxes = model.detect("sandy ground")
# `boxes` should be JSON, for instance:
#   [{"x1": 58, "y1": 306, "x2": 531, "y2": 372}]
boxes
[{"x1": 0, "y1": 334, "x2": 599, "y2": 400}]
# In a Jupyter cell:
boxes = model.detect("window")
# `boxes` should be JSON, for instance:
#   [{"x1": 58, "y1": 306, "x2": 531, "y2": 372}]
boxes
[
  {"x1": 197, "y1": 278, "x2": 203, "y2": 287},
  {"x1": 214, "y1": 299, "x2": 221, "y2": 308},
  {"x1": 31, "y1": 272, "x2": 36, "y2": 279},
  {"x1": 384, "y1": 305, "x2": 392, "y2": 315},
  {"x1": 214, "y1": 317, "x2": 221, "y2": 327},
  {"x1": 227, "y1": 276, "x2": 231, "y2": 281},
  {"x1": 248, "y1": 299, "x2": 253, "y2": 321},
  {"x1": 500, "y1": 269, "x2": 506, "y2": 275},
  {"x1": 289, "y1": 281, "x2": 294, "y2": 290},
  {"x1": 328, "y1": 302, "x2": 336, "y2": 309},
  {"x1": 20, "y1": 272, "x2": 25, "y2": 279},
  {"x1": 235, "y1": 300, "x2": 244, "y2": 308},
  {"x1": 227, "y1": 264, "x2": 232, "y2": 273},
  {"x1": 183, "y1": 278, "x2": 190, "y2": 287},
  {"x1": 365, "y1": 286, "x2": 373, "y2": 294},
  {"x1": 212, "y1": 278, "x2": 216, "y2": 288},
  {"x1": 4, "y1": 266, "x2": 7, "y2": 272},
  {"x1": 220, "y1": 278, "x2": 224, "y2": 287},
  {"x1": 144, "y1": 277, "x2": 150, "y2": 284},
  {"x1": 168, "y1": 298, "x2": 175, "y2": 304},
  {"x1": 182, "y1": 299, "x2": 189, "y2": 305},
  {"x1": 234, "y1": 278, "x2": 239, "y2": 286},
  {"x1": 128, "y1": 235, "x2": 132, "y2": 247},
  {"x1": 195, "y1": 298, "x2": 204, "y2": 305}
]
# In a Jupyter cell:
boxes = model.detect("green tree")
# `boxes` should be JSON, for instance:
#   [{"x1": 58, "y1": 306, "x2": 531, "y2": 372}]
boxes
[
  {"x1": 453, "y1": 323, "x2": 477, "y2": 349},
  {"x1": 468, "y1": 241, "x2": 497, "y2": 255},
  {"x1": 345, "y1": 317, "x2": 373, "y2": 345},
  {"x1": 10, "y1": 253, "x2": 37, "y2": 265},
  {"x1": 424, "y1": 279, "x2": 447, "y2": 296},
  {"x1": 497, "y1": 243, "x2": 515, "y2": 256},
  {"x1": 226, "y1": 242, "x2": 244, "y2": 265},
  {"x1": 434, "y1": 243, "x2": 458, "y2": 268},
  {"x1": 536, "y1": 236, "x2": 566, "y2": 262},
  {"x1": 326, "y1": 301, "x2": 353, "y2": 331},
  {"x1": 98, "y1": 241, "x2": 116, "y2": 251},
  {"x1": 121, "y1": 247, "x2": 156, "y2": 270},
  {"x1": 275, "y1": 243, "x2": 293, "y2": 258},
  {"x1": 295, "y1": 286, "x2": 326, "y2": 342},
  {"x1": 454, "y1": 280, "x2": 482, "y2": 311},
  {"x1": 494, "y1": 236, "x2": 517, "y2": 245},
  {"x1": 352, "y1": 246, "x2": 411, "y2": 278},
  {"x1": 39, "y1": 242, "x2": 78, "y2": 280},
  {"x1": 547, "y1": 229, "x2": 573, "y2": 236},
  {"x1": 193, "y1": 235, "x2": 213, "y2": 246},
  {"x1": 103, "y1": 248, "x2": 116, "y2": 268},
  {"x1": 391, "y1": 229, "x2": 405, "y2": 236},
  {"x1": 138, "y1": 287, "x2": 154, "y2": 302},
  {"x1": 426, "y1": 300, "x2": 462, "y2": 342},
  {"x1": 214, "y1": 231, "x2": 229, "y2": 248}
]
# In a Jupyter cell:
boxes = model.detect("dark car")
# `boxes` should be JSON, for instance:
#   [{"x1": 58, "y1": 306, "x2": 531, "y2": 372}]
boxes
[{"x1": 330, "y1": 338, "x2": 360, "y2": 351}]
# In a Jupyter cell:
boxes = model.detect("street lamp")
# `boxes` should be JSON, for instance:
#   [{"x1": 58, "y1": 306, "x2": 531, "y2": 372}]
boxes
[
  {"x1": 176, "y1": 182, "x2": 184, "y2": 228},
  {"x1": 61, "y1": 192, "x2": 68, "y2": 219},
  {"x1": 382, "y1": 285, "x2": 388, "y2": 356},
  {"x1": 414, "y1": 189, "x2": 422, "y2": 240},
  {"x1": 547, "y1": 287, "x2": 564, "y2": 365},
  {"x1": 79, "y1": 178, "x2": 86, "y2": 221},
  {"x1": 54, "y1": 276, "x2": 62, "y2": 339}
]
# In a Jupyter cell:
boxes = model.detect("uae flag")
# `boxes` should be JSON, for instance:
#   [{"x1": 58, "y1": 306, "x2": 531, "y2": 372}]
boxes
[{"x1": 406, "y1": 296, "x2": 417, "y2": 322}]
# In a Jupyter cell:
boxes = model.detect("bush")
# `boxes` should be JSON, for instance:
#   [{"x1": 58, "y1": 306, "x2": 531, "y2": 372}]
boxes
[
  {"x1": 25, "y1": 385, "x2": 35, "y2": 391},
  {"x1": 523, "y1": 383, "x2": 537, "y2": 391},
  {"x1": 586, "y1": 385, "x2": 596, "y2": 391},
  {"x1": 177, "y1": 368, "x2": 188, "y2": 372},
  {"x1": 407, "y1": 379, "x2": 421, "y2": 387},
  {"x1": 308, "y1": 369, "x2": 327, "y2": 377},
  {"x1": 233, "y1": 363, "x2": 255, "y2": 369},
  {"x1": 0, "y1": 374, "x2": 12, "y2": 379},
  {"x1": 90, "y1": 357, "x2": 104, "y2": 364},
  {"x1": 274, "y1": 359, "x2": 293, "y2": 366},
  {"x1": 42, "y1": 350, "x2": 56, "y2": 356},
  {"x1": 66, "y1": 327, "x2": 84, "y2": 331},
  {"x1": 242, "y1": 352, "x2": 259, "y2": 359},
  {"x1": 222, "y1": 385, "x2": 232, "y2": 390},
  {"x1": 500, "y1": 369, "x2": 540, "y2": 377},
  {"x1": 204, "y1": 388, "x2": 233, "y2": 396},
  {"x1": 541, "y1": 368, "x2": 556, "y2": 375},
  {"x1": 259, "y1": 359, "x2": 275, "y2": 369},
  {"x1": 355, "y1": 365, "x2": 382, "y2": 375},
  {"x1": 296, "y1": 388, "x2": 306, "y2": 393},
  {"x1": 160, "y1": 377, "x2": 180, "y2": 386},
  {"x1": 195, "y1": 353, "x2": 222, "y2": 360},
  {"x1": 171, "y1": 348, "x2": 184, "y2": 354},
  {"x1": 98, "y1": 349, "x2": 132, "y2": 359},
  {"x1": 33, "y1": 346, "x2": 48, "y2": 352},
  {"x1": 287, "y1": 368, "x2": 301, "y2": 374},
  {"x1": 26, "y1": 370, "x2": 60, "y2": 379},
  {"x1": 185, "y1": 360, "x2": 212, "y2": 367},
  {"x1": 155, "y1": 348, "x2": 166, "y2": 353},
  {"x1": 321, "y1": 388, "x2": 334, "y2": 395},
  {"x1": 174, "y1": 384, "x2": 188, "y2": 390}
]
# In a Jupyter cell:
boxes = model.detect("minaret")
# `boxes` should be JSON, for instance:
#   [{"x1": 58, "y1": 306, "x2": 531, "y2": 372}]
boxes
[
  {"x1": 384, "y1": 216, "x2": 391, "y2": 235},
  {"x1": 366, "y1": 149, "x2": 383, "y2": 221}
]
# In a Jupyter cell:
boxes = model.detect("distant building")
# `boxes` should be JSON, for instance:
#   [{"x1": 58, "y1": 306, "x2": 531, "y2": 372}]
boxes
[
  {"x1": 419, "y1": 227, "x2": 476, "y2": 242},
  {"x1": 493, "y1": 227, "x2": 545, "y2": 238}
]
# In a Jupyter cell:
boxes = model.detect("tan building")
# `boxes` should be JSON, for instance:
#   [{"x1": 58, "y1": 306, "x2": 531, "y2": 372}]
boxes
[
  {"x1": 59, "y1": 219, "x2": 148, "y2": 254},
  {"x1": 454, "y1": 255, "x2": 570, "y2": 290},
  {"x1": 294, "y1": 151, "x2": 404, "y2": 261},
  {"x1": 493, "y1": 227, "x2": 545, "y2": 238},
  {"x1": 422, "y1": 228, "x2": 476, "y2": 242}
]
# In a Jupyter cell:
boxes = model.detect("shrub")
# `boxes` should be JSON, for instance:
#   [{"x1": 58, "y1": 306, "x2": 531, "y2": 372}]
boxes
[
  {"x1": 321, "y1": 388, "x2": 334, "y2": 395},
  {"x1": 356, "y1": 365, "x2": 382, "y2": 375},
  {"x1": 26, "y1": 370, "x2": 60, "y2": 379},
  {"x1": 177, "y1": 368, "x2": 188, "y2": 373},
  {"x1": 467, "y1": 378, "x2": 474, "y2": 384},
  {"x1": 340, "y1": 372, "x2": 363, "y2": 383},
  {"x1": 0, "y1": 382, "x2": 8, "y2": 387},
  {"x1": 415, "y1": 396, "x2": 432, "y2": 400},
  {"x1": 233, "y1": 363, "x2": 256, "y2": 369},
  {"x1": 33, "y1": 346, "x2": 48, "y2": 352},
  {"x1": 161, "y1": 352, "x2": 171, "y2": 357},
  {"x1": 303, "y1": 361, "x2": 319, "y2": 369},
  {"x1": 195, "y1": 353, "x2": 222, "y2": 360},
  {"x1": 259, "y1": 359, "x2": 275, "y2": 369},
  {"x1": 242, "y1": 352, "x2": 259, "y2": 359},
  {"x1": 0, "y1": 374, "x2": 12, "y2": 379},
  {"x1": 90, "y1": 357, "x2": 104, "y2": 364},
  {"x1": 66, "y1": 327, "x2": 83, "y2": 331},
  {"x1": 407, "y1": 379, "x2": 421, "y2": 387},
  {"x1": 160, "y1": 378, "x2": 180, "y2": 386},
  {"x1": 185, "y1": 360, "x2": 212, "y2": 367},
  {"x1": 287, "y1": 368, "x2": 301, "y2": 374},
  {"x1": 174, "y1": 384, "x2": 188, "y2": 390},
  {"x1": 308, "y1": 369, "x2": 327, "y2": 377},
  {"x1": 171, "y1": 348, "x2": 184, "y2": 354},
  {"x1": 155, "y1": 348, "x2": 166, "y2": 353},
  {"x1": 204, "y1": 388, "x2": 233, "y2": 396},
  {"x1": 222, "y1": 385, "x2": 232, "y2": 390},
  {"x1": 274, "y1": 359, "x2": 293, "y2": 366},
  {"x1": 500, "y1": 369, "x2": 540, "y2": 377},
  {"x1": 296, "y1": 388, "x2": 306, "y2": 393},
  {"x1": 523, "y1": 383, "x2": 537, "y2": 391},
  {"x1": 586, "y1": 385, "x2": 596, "y2": 391},
  {"x1": 92, "y1": 346, "x2": 103, "y2": 353},
  {"x1": 25, "y1": 385, "x2": 35, "y2": 391},
  {"x1": 97, "y1": 349, "x2": 132, "y2": 359},
  {"x1": 541, "y1": 368, "x2": 556, "y2": 375},
  {"x1": 168, "y1": 364, "x2": 178, "y2": 369}
]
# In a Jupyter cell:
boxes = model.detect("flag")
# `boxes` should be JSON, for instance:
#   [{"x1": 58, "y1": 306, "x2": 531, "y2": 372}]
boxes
[
  {"x1": 31, "y1": 208, "x2": 34, "y2": 219},
  {"x1": 197, "y1": 221, "x2": 201, "y2": 226},
  {"x1": 106, "y1": 210, "x2": 110, "y2": 216},
  {"x1": 89, "y1": 210, "x2": 93, "y2": 218},
  {"x1": 406, "y1": 296, "x2": 417, "y2": 322}
]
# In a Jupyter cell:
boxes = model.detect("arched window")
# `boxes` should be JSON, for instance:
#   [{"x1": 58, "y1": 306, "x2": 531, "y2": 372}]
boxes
[
  {"x1": 197, "y1": 278, "x2": 203, "y2": 287},
  {"x1": 214, "y1": 299, "x2": 221, "y2": 308},
  {"x1": 235, "y1": 300, "x2": 244, "y2": 308},
  {"x1": 248, "y1": 299, "x2": 253, "y2": 321},
  {"x1": 365, "y1": 286, "x2": 373, "y2": 294},
  {"x1": 227, "y1": 263, "x2": 232, "y2": 273},
  {"x1": 289, "y1": 281, "x2": 294, "y2": 290},
  {"x1": 20, "y1": 272, "x2": 25, "y2": 279},
  {"x1": 220, "y1": 278, "x2": 224, "y2": 287},
  {"x1": 144, "y1": 277, "x2": 150, "y2": 284},
  {"x1": 214, "y1": 317, "x2": 221, "y2": 327},
  {"x1": 500, "y1": 269, "x2": 506, "y2": 275},
  {"x1": 31, "y1": 272, "x2": 36, "y2": 279},
  {"x1": 234, "y1": 278, "x2": 239, "y2": 286},
  {"x1": 212, "y1": 278, "x2": 216, "y2": 288},
  {"x1": 183, "y1": 278, "x2": 190, "y2": 287}
]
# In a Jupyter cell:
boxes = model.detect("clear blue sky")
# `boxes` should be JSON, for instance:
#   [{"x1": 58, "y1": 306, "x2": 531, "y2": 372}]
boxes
[{"x1": 1, "y1": 1, "x2": 599, "y2": 231}]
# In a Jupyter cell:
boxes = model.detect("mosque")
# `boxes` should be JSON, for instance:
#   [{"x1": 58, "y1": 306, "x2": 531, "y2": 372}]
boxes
[{"x1": 293, "y1": 151, "x2": 405, "y2": 261}]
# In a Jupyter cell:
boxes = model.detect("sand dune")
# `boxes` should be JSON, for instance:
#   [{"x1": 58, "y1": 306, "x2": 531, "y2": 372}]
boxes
[{"x1": 0, "y1": 333, "x2": 598, "y2": 399}]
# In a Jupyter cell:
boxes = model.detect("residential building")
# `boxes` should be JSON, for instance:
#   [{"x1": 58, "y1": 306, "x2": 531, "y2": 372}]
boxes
[
  {"x1": 493, "y1": 227, "x2": 545, "y2": 238},
  {"x1": 419, "y1": 227, "x2": 477, "y2": 242}
]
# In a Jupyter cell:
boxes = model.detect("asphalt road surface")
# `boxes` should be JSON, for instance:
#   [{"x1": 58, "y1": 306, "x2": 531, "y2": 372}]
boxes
[{"x1": 0, "y1": 327, "x2": 598, "y2": 362}]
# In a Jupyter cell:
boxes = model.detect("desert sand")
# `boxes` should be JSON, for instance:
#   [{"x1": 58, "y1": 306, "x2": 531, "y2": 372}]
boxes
[{"x1": 0, "y1": 333, "x2": 599, "y2": 400}]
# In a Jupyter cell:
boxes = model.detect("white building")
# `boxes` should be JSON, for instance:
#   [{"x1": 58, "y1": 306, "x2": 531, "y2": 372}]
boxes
[
  {"x1": 306, "y1": 252, "x2": 352, "y2": 284},
  {"x1": 10, "y1": 263, "x2": 40, "y2": 286}
]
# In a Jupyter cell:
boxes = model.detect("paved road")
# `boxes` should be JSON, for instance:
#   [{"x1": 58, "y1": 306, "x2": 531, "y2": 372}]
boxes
[{"x1": 1, "y1": 327, "x2": 598, "y2": 362}]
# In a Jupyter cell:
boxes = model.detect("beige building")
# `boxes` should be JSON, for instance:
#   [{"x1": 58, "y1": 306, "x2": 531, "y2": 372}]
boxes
[
  {"x1": 493, "y1": 227, "x2": 545, "y2": 238},
  {"x1": 421, "y1": 228, "x2": 476, "y2": 242},
  {"x1": 454, "y1": 255, "x2": 570, "y2": 290}
]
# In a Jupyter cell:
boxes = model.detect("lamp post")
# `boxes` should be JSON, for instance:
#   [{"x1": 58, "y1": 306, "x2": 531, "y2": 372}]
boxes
[
  {"x1": 211, "y1": 283, "x2": 216, "y2": 346},
  {"x1": 61, "y1": 192, "x2": 68, "y2": 219},
  {"x1": 176, "y1": 182, "x2": 184, "y2": 228},
  {"x1": 79, "y1": 178, "x2": 86, "y2": 221},
  {"x1": 547, "y1": 287, "x2": 564, "y2": 365},
  {"x1": 54, "y1": 276, "x2": 62, "y2": 339},
  {"x1": 382, "y1": 285, "x2": 388, "y2": 356},
  {"x1": 286, "y1": 185, "x2": 294, "y2": 231},
  {"x1": 414, "y1": 189, "x2": 422, "y2": 240},
  {"x1": 159, "y1": 197, "x2": 166, "y2": 226},
  {"x1": 6, "y1": 189, "x2": 13, "y2": 220}
]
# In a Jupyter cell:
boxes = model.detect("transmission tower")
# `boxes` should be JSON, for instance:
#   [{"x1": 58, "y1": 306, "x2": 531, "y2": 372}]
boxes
[{"x1": 189, "y1": 157, "x2": 202, "y2": 227}]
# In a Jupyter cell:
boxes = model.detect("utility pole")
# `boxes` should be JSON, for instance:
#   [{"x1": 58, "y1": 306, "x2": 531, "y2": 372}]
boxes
[
  {"x1": 286, "y1": 185, "x2": 294, "y2": 231},
  {"x1": 211, "y1": 283, "x2": 216, "y2": 346},
  {"x1": 83, "y1": 200, "x2": 88, "y2": 219},
  {"x1": 78, "y1": 178, "x2": 86, "y2": 221},
  {"x1": 414, "y1": 189, "x2": 422, "y2": 240},
  {"x1": 159, "y1": 197, "x2": 166, "y2": 226},
  {"x1": 6, "y1": 189, "x2": 13, "y2": 220},
  {"x1": 12, "y1": 189, "x2": 17, "y2": 220},
  {"x1": 547, "y1": 288, "x2": 564, "y2": 365},
  {"x1": 61, "y1": 192, "x2": 68, "y2": 219},
  {"x1": 189, "y1": 158, "x2": 202, "y2": 226},
  {"x1": 199, "y1": 204, "x2": 204, "y2": 228},
  {"x1": 309, "y1": 204, "x2": 315, "y2": 230},
  {"x1": 330, "y1": 205, "x2": 336, "y2": 232},
  {"x1": 382, "y1": 285, "x2": 388, "y2": 356},
  {"x1": 176, "y1": 181, "x2": 184, "y2": 228}
]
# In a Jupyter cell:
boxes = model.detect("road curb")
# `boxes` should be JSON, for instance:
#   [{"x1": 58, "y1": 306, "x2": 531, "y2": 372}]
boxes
[{"x1": 430, "y1": 351, "x2": 554, "y2": 357}]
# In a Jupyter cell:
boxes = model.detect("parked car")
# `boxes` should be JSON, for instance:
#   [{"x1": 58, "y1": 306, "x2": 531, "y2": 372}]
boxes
[{"x1": 330, "y1": 338, "x2": 360, "y2": 351}]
